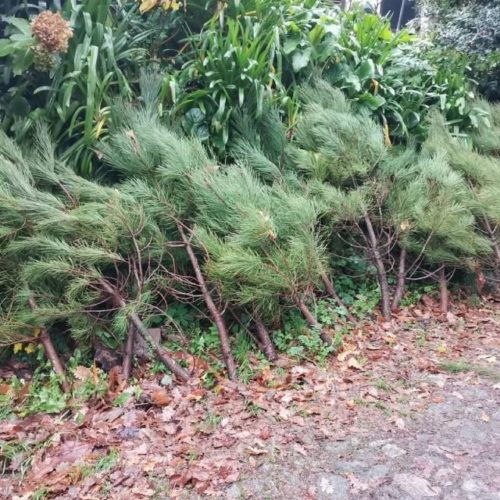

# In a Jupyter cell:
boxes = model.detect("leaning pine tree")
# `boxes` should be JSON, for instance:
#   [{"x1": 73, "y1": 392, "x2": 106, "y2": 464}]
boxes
[
  {"x1": 424, "y1": 112, "x2": 500, "y2": 291},
  {"x1": 229, "y1": 105, "x2": 354, "y2": 320},
  {"x1": 99, "y1": 107, "x2": 240, "y2": 378},
  {"x1": 190, "y1": 162, "x2": 335, "y2": 350},
  {"x1": 383, "y1": 151, "x2": 492, "y2": 314},
  {"x1": 0, "y1": 130, "x2": 189, "y2": 383},
  {"x1": 287, "y1": 81, "x2": 395, "y2": 319}
]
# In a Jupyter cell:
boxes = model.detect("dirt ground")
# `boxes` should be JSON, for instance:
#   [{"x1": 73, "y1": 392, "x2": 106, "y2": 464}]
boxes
[{"x1": 1, "y1": 299, "x2": 499, "y2": 499}]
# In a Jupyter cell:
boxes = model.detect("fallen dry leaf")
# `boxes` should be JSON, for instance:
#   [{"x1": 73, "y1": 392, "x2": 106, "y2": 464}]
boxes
[{"x1": 152, "y1": 389, "x2": 173, "y2": 406}]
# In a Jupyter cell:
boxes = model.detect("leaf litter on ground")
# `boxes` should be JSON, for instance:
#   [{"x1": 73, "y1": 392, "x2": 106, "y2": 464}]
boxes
[{"x1": 0, "y1": 299, "x2": 498, "y2": 498}]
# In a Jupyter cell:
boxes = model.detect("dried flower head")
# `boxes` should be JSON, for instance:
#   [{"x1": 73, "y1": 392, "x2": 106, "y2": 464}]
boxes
[
  {"x1": 32, "y1": 44, "x2": 58, "y2": 71},
  {"x1": 31, "y1": 11, "x2": 73, "y2": 53}
]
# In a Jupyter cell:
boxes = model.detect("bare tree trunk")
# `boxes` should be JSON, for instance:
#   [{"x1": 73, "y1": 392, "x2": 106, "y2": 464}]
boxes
[
  {"x1": 28, "y1": 298, "x2": 69, "y2": 392},
  {"x1": 484, "y1": 217, "x2": 500, "y2": 263},
  {"x1": 100, "y1": 281, "x2": 190, "y2": 382},
  {"x1": 392, "y1": 247, "x2": 407, "y2": 310},
  {"x1": 177, "y1": 223, "x2": 237, "y2": 380},
  {"x1": 321, "y1": 273, "x2": 355, "y2": 322},
  {"x1": 295, "y1": 297, "x2": 332, "y2": 345},
  {"x1": 484, "y1": 217, "x2": 500, "y2": 290},
  {"x1": 439, "y1": 266, "x2": 448, "y2": 315},
  {"x1": 363, "y1": 214, "x2": 391, "y2": 320},
  {"x1": 122, "y1": 324, "x2": 136, "y2": 380},
  {"x1": 475, "y1": 265, "x2": 486, "y2": 297},
  {"x1": 40, "y1": 328, "x2": 70, "y2": 392},
  {"x1": 254, "y1": 315, "x2": 278, "y2": 361}
]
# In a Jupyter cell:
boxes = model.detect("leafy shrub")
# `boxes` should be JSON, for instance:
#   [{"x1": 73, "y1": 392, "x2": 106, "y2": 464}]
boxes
[
  {"x1": 422, "y1": 0, "x2": 500, "y2": 100},
  {"x1": 0, "y1": 0, "x2": 155, "y2": 175},
  {"x1": 173, "y1": 1, "x2": 482, "y2": 152}
]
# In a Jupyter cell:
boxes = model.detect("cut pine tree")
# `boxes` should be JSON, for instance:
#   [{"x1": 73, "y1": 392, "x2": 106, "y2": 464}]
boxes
[{"x1": 177, "y1": 223, "x2": 237, "y2": 380}]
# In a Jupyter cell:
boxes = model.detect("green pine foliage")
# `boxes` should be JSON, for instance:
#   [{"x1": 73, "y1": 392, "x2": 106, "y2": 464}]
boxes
[
  {"x1": 0, "y1": 128, "x2": 173, "y2": 351},
  {"x1": 1, "y1": 79, "x2": 498, "y2": 381}
]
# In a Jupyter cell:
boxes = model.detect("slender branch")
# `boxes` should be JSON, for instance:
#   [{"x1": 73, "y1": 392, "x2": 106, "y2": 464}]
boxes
[
  {"x1": 392, "y1": 247, "x2": 407, "y2": 310},
  {"x1": 254, "y1": 314, "x2": 278, "y2": 361},
  {"x1": 295, "y1": 297, "x2": 332, "y2": 345},
  {"x1": 363, "y1": 213, "x2": 391, "y2": 319},
  {"x1": 321, "y1": 272, "x2": 355, "y2": 322},
  {"x1": 439, "y1": 266, "x2": 448, "y2": 315},
  {"x1": 100, "y1": 280, "x2": 189, "y2": 382}
]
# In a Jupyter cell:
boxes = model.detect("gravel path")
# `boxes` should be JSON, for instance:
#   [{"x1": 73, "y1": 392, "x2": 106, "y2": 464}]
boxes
[{"x1": 226, "y1": 364, "x2": 500, "y2": 499}]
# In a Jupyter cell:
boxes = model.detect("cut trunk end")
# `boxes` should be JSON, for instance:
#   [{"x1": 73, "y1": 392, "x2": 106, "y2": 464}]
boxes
[
  {"x1": 295, "y1": 298, "x2": 332, "y2": 345},
  {"x1": 40, "y1": 329, "x2": 70, "y2": 393},
  {"x1": 122, "y1": 323, "x2": 136, "y2": 380},
  {"x1": 129, "y1": 312, "x2": 190, "y2": 383},
  {"x1": 100, "y1": 280, "x2": 190, "y2": 383},
  {"x1": 254, "y1": 315, "x2": 278, "y2": 361},
  {"x1": 29, "y1": 297, "x2": 69, "y2": 392},
  {"x1": 321, "y1": 273, "x2": 355, "y2": 322}
]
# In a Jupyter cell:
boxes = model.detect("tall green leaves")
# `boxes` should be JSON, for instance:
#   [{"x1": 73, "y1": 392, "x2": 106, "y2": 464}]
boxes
[{"x1": 0, "y1": 1, "x2": 154, "y2": 176}]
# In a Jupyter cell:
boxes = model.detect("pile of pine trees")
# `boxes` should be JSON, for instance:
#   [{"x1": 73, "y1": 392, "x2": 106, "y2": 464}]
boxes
[{"x1": 0, "y1": 82, "x2": 498, "y2": 384}]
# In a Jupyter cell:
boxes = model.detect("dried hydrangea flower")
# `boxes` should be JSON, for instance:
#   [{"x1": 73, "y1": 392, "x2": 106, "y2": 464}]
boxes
[
  {"x1": 31, "y1": 11, "x2": 73, "y2": 54},
  {"x1": 32, "y1": 44, "x2": 58, "y2": 71}
]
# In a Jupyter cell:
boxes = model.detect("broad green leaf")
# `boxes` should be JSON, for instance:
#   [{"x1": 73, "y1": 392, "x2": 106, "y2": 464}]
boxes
[
  {"x1": 356, "y1": 59, "x2": 376, "y2": 81},
  {"x1": 6, "y1": 17, "x2": 32, "y2": 36},
  {"x1": 292, "y1": 47, "x2": 312, "y2": 72}
]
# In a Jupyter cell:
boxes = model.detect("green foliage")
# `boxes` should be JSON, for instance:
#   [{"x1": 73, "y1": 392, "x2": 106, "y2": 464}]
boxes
[
  {"x1": 0, "y1": 358, "x2": 109, "y2": 418},
  {"x1": 422, "y1": 0, "x2": 500, "y2": 100},
  {"x1": 1, "y1": 0, "x2": 499, "y2": 384},
  {"x1": 171, "y1": 2, "x2": 481, "y2": 154},
  {"x1": 273, "y1": 309, "x2": 337, "y2": 364},
  {"x1": 322, "y1": 10, "x2": 483, "y2": 140},
  {"x1": 0, "y1": 1, "x2": 154, "y2": 175}
]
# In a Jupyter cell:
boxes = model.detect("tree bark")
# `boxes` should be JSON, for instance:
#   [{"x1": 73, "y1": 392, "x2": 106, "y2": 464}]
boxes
[
  {"x1": 100, "y1": 281, "x2": 190, "y2": 382},
  {"x1": 392, "y1": 247, "x2": 407, "y2": 310},
  {"x1": 295, "y1": 297, "x2": 332, "y2": 345},
  {"x1": 475, "y1": 265, "x2": 486, "y2": 297},
  {"x1": 177, "y1": 223, "x2": 237, "y2": 380},
  {"x1": 484, "y1": 217, "x2": 500, "y2": 263},
  {"x1": 122, "y1": 323, "x2": 136, "y2": 380},
  {"x1": 321, "y1": 272, "x2": 355, "y2": 322},
  {"x1": 363, "y1": 214, "x2": 391, "y2": 320},
  {"x1": 439, "y1": 266, "x2": 448, "y2": 315},
  {"x1": 254, "y1": 315, "x2": 278, "y2": 361},
  {"x1": 484, "y1": 217, "x2": 500, "y2": 291},
  {"x1": 40, "y1": 328, "x2": 70, "y2": 392},
  {"x1": 28, "y1": 298, "x2": 69, "y2": 392}
]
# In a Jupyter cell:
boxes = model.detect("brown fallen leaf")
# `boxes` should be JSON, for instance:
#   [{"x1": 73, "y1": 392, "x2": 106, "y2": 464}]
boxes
[
  {"x1": 259, "y1": 427, "x2": 272, "y2": 440},
  {"x1": 0, "y1": 383, "x2": 11, "y2": 395},
  {"x1": 31, "y1": 441, "x2": 94, "y2": 481},
  {"x1": 152, "y1": 389, "x2": 172, "y2": 406}
]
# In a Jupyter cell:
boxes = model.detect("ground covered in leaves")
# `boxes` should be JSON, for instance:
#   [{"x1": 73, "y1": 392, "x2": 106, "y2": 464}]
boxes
[{"x1": 1, "y1": 298, "x2": 499, "y2": 499}]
